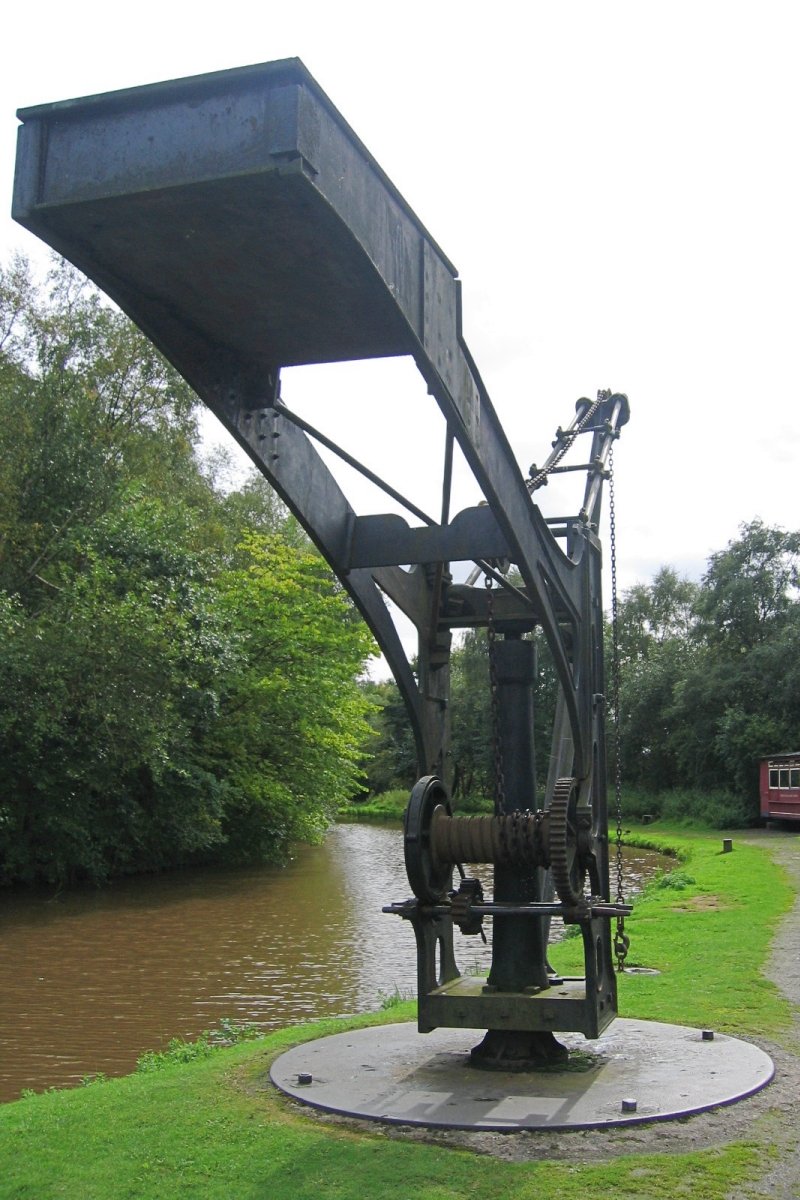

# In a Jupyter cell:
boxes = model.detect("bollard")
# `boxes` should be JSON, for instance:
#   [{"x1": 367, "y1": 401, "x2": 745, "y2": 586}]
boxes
[{"x1": 722, "y1": 838, "x2": 733, "y2": 853}]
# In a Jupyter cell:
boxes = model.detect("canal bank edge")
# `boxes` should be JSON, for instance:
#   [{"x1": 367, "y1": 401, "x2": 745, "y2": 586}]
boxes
[{"x1": 0, "y1": 827, "x2": 797, "y2": 1200}]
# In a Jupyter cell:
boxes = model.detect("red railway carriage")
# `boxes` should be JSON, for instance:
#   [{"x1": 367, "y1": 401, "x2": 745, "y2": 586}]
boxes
[{"x1": 760, "y1": 753, "x2": 800, "y2": 823}]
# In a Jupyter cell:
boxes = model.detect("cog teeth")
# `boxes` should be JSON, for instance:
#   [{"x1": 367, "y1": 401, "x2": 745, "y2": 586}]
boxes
[{"x1": 549, "y1": 777, "x2": 583, "y2": 907}]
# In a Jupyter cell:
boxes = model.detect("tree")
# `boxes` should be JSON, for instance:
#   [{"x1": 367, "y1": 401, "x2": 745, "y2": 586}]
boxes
[
  {"x1": 696, "y1": 520, "x2": 800, "y2": 652},
  {"x1": 358, "y1": 678, "x2": 417, "y2": 796},
  {"x1": 209, "y1": 535, "x2": 376, "y2": 861},
  {"x1": 616, "y1": 567, "x2": 698, "y2": 667},
  {"x1": 616, "y1": 522, "x2": 800, "y2": 812},
  {"x1": 448, "y1": 625, "x2": 557, "y2": 803},
  {"x1": 0, "y1": 257, "x2": 200, "y2": 603},
  {"x1": 614, "y1": 568, "x2": 699, "y2": 790},
  {"x1": 0, "y1": 492, "x2": 241, "y2": 884},
  {"x1": 0, "y1": 256, "x2": 378, "y2": 884}
]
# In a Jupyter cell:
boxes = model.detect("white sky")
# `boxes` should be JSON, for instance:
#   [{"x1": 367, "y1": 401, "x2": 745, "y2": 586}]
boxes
[{"x1": 2, "y1": 0, "x2": 798, "y2": 599}]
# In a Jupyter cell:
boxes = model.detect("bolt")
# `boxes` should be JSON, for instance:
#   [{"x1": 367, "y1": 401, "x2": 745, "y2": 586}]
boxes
[
  {"x1": 297, "y1": 1072, "x2": 313, "y2": 1086},
  {"x1": 621, "y1": 1098, "x2": 637, "y2": 1113},
  {"x1": 702, "y1": 1030, "x2": 715, "y2": 1041}
]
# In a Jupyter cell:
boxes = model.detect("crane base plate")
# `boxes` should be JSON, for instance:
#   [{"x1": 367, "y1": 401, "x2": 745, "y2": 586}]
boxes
[{"x1": 269, "y1": 1018, "x2": 773, "y2": 1130}]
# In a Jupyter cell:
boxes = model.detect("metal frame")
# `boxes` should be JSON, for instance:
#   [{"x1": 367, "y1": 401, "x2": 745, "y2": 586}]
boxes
[{"x1": 13, "y1": 58, "x2": 630, "y2": 1048}]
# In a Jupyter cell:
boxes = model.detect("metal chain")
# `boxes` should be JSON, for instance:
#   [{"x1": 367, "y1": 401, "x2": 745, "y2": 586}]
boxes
[
  {"x1": 608, "y1": 444, "x2": 630, "y2": 972},
  {"x1": 526, "y1": 392, "x2": 606, "y2": 492},
  {"x1": 485, "y1": 576, "x2": 506, "y2": 815}
]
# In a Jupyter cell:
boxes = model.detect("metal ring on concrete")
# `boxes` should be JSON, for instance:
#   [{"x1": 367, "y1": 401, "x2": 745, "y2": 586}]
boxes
[{"x1": 270, "y1": 1019, "x2": 774, "y2": 1131}]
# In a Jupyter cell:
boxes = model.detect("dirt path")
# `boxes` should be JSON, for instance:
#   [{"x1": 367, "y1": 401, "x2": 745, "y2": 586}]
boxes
[{"x1": 324, "y1": 829, "x2": 800, "y2": 1192}]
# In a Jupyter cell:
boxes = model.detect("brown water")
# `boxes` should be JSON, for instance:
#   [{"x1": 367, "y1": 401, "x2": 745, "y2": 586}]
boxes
[{"x1": 0, "y1": 823, "x2": 664, "y2": 1102}]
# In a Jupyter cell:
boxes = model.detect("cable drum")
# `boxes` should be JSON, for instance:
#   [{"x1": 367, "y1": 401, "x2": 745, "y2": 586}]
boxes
[{"x1": 430, "y1": 809, "x2": 550, "y2": 868}]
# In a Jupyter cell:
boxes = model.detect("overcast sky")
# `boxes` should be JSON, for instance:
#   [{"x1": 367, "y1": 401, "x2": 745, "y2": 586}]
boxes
[{"x1": 2, "y1": 0, "x2": 797, "y2": 599}]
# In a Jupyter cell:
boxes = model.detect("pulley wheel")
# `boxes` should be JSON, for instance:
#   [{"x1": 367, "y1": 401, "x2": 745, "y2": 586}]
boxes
[{"x1": 404, "y1": 776, "x2": 453, "y2": 903}]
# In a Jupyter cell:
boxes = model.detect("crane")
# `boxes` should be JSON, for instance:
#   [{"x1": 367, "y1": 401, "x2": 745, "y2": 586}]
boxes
[{"x1": 13, "y1": 57, "x2": 630, "y2": 1069}]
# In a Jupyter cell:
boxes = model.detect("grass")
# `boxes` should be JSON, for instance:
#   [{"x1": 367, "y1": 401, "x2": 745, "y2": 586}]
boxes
[
  {"x1": 0, "y1": 827, "x2": 795, "y2": 1200},
  {"x1": 337, "y1": 788, "x2": 409, "y2": 821},
  {"x1": 0, "y1": 1014, "x2": 771, "y2": 1200},
  {"x1": 551, "y1": 826, "x2": 795, "y2": 1038},
  {"x1": 339, "y1": 789, "x2": 490, "y2": 822}
]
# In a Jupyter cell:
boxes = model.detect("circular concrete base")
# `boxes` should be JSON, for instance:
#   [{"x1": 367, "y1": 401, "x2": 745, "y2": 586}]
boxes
[{"x1": 270, "y1": 1019, "x2": 774, "y2": 1130}]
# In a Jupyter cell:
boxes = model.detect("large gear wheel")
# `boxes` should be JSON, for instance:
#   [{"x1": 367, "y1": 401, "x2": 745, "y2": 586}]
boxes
[{"x1": 548, "y1": 776, "x2": 587, "y2": 907}]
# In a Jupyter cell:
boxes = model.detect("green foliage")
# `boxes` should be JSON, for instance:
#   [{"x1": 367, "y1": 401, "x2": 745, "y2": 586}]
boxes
[
  {"x1": 449, "y1": 625, "x2": 557, "y2": 801},
  {"x1": 136, "y1": 1021, "x2": 261, "y2": 1075},
  {"x1": 641, "y1": 867, "x2": 696, "y2": 893},
  {"x1": 0, "y1": 256, "x2": 376, "y2": 885},
  {"x1": 208, "y1": 534, "x2": 376, "y2": 863},
  {"x1": 551, "y1": 828, "x2": 793, "y2": 1036},
  {"x1": 616, "y1": 521, "x2": 800, "y2": 813},
  {"x1": 617, "y1": 566, "x2": 699, "y2": 665},
  {"x1": 696, "y1": 519, "x2": 800, "y2": 652},
  {"x1": 376, "y1": 986, "x2": 414, "y2": 1009},
  {"x1": 357, "y1": 679, "x2": 416, "y2": 796},
  {"x1": 622, "y1": 787, "x2": 754, "y2": 829},
  {"x1": 449, "y1": 627, "x2": 492, "y2": 798},
  {"x1": 136, "y1": 1033, "x2": 216, "y2": 1073},
  {"x1": 339, "y1": 786, "x2": 489, "y2": 822},
  {"x1": 338, "y1": 788, "x2": 411, "y2": 821}
]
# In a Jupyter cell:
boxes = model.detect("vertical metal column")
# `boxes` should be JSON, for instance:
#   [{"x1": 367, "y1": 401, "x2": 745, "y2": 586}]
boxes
[{"x1": 471, "y1": 633, "x2": 568, "y2": 1068}]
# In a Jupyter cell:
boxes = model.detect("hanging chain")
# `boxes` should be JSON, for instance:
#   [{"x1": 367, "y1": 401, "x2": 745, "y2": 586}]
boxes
[
  {"x1": 608, "y1": 444, "x2": 629, "y2": 972},
  {"x1": 485, "y1": 576, "x2": 507, "y2": 815},
  {"x1": 526, "y1": 394, "x2": 605, "y2": 492}
]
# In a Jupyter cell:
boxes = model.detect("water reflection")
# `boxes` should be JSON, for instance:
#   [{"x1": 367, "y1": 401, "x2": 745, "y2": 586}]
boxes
[{"x1": 0, "y1": 824, "x2": 663, "y2": 1101}]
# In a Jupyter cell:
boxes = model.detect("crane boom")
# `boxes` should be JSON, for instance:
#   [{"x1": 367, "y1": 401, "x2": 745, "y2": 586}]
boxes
[{"x1": 13, "y1": 58, "x2": 630, "y2": 1059}]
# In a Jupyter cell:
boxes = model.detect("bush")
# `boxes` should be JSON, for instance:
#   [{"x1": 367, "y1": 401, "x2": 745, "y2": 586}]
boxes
[
  {"x1": 136, "y1": 1020, "x2": 259, "y2": 1073},
  {"x1": 621, "y1": 786, "x2": 756, "y2": 829}
]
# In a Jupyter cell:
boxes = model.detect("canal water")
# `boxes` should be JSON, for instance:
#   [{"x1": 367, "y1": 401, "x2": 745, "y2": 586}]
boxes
[{"x1": 0, "y1": 823, "x2": 664, "y2": 1102}]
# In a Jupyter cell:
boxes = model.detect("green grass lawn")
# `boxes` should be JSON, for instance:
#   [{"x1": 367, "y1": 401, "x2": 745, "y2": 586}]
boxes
[
  {"x1": 0, "y1": 828, "x2": 795, "y2": 1200},
  {"x1": 553, "y1": 828, "x2": 795, "y2": 1038}
]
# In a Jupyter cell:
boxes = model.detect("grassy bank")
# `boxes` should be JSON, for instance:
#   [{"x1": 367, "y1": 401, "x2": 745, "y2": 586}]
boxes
[
  {"x1": 0, "y1": 828, "x2": 795, "y2": 1200},
  {"x1": 339, "y1": 789, "x2": 488, "y2": 822},
  {"x1": 554, "y1": 827, "x2": 794, "y2": 1037},
  {"x1": 339, "y1": 785, "x2": 752, "y2": 827}
]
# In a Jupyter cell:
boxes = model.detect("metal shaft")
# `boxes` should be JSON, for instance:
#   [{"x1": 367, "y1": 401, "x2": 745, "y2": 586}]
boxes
[{"x1": 487, "y1": 636, "x2": 550, "y2": 992}]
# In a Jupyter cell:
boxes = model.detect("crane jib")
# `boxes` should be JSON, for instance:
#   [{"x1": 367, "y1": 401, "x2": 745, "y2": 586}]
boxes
[{"x1": 13, "y1": 58, "x2": 629, "y2": 1061}]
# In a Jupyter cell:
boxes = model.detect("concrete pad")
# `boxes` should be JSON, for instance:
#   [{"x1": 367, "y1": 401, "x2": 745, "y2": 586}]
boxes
[{"x1": 270, "y1": 1019, "x2": 774, "y2": 1130}]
